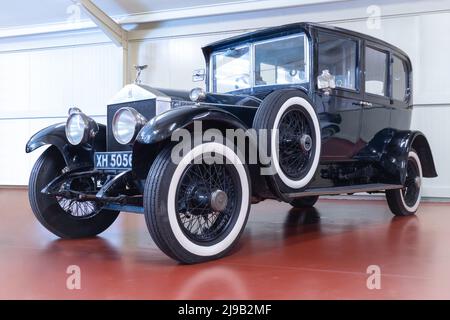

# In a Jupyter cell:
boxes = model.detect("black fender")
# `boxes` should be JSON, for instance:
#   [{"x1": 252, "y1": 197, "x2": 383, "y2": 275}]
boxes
[
  {"x1": 25, "y1": 122, "x2": 106, "y2": 170},
  {"x1": 132, "y1": 106, "x2": 260, "y2": 180},
  {"x1": 382, "y1": 130, "x2": 437, "y2": 184}
]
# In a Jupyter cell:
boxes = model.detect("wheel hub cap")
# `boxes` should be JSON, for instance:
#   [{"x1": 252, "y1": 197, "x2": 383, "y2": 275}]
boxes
[
  {"x1": 300, "y1": 134, "x2": 312, "y2": 152},
  {"x1": 210, "y1": 190, "x2": 228, "y2": 212}
]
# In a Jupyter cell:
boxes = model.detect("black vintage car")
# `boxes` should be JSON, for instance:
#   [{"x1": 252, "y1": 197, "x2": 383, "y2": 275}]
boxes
[{"x1": 26, "y1": 23, "x2": 437, "y2": 263}]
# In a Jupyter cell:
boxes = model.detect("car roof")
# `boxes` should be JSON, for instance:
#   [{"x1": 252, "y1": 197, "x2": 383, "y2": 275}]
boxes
[{"x1": 202, "y1": 22, "x2": 410, "y2": 60}]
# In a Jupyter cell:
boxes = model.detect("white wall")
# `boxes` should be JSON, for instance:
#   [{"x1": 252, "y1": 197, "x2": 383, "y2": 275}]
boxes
[
  {"x1": 1, "y1": 0, "x2": 449, "y2": 198},
  {"x1": 128, "y1": 0, "x2": 450, "y2": 198},
  {"x1": 0, "y1": 41, "x2": 123, "y2": 185}
]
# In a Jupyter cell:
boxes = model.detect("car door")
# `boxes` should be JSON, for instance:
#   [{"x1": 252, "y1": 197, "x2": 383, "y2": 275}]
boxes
[
  {"x1": 360, "y1": 42, "x2": 391, "y2": 150},
  {"x1": 315, "y1": 31, "x2": 364, "y2": 160}
]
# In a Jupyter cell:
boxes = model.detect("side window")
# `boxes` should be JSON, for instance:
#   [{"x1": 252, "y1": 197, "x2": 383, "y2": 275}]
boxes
[
  {"x1": 392, "y1": 56, "x2": 408, "y2": 101},
  {"x1": 318, "y1": 33, "x2": 358, "y2": 90},
  {"x1": 365, "y1": 46, "x2": 388, "y2": 96}
]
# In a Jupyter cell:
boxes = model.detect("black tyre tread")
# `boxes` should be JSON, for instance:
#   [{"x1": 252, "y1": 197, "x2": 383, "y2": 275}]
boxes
[
  {"x1": 28, "y1": 146, "x2": 119, "y2": 238},
  {"x1": 144, "y1": 143, "x2": 251, "y2": 264},
  {"x1": 385, "y1": 149, "x2": 420, "y2": 216},
  {"x1": 289, "y1": 196, "x2": 319, "y2": 208},
  {"x1": 28, "y1": 147, "x2": 64, "y2": 236},
  {"x1": 252, "y1": 89, "x2": 293, "y2": 132},
  {"x1": 143, "y1": 147, "x2": 179, "y2": 261},
  {"x1": 252, "y1": 89, "x2": 319, "y2": 195},
  {"x1": 385, "y1": 189, "x2": 407, "y2": 216},
  {"x1": 386, "y1": 188, "x2": 416, "y2": 216}
]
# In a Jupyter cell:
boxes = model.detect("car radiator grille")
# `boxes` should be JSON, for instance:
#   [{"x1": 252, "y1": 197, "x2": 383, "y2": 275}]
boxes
[{"x1": 106, "y1": 99, "x2": 156, "y2": 151}]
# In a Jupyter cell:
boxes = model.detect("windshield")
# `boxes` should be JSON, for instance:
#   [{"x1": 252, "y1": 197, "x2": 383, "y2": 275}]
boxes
[
  {"x1": 211, "y1": 46, "x2": 251, "y2": 93},
  {"x1": 211, "y1": 33, "x2": 308, "y2": 93}
]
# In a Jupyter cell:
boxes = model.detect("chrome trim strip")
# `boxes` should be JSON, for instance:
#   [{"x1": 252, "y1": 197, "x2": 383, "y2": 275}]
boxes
[
  {"x1": 250, "y1": 40, "x2": 255, "y2": 90},
  {"x1": 198, "y1": 102, "x2": 259, "y2": 109},
  {"x1": 170, "y1": 100, "x2": 260, "y2": 109},
  {"x1": 108, "y1": 84, "x2": 172, "y2": 106},
  {"x1": 108, "y1": 83, "x2": 172, "y2": 116}
]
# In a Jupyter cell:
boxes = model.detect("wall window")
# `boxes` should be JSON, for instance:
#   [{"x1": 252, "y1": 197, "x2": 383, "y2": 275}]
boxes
[
  {"x1": 365, "y1": 47, "x2": 388, "y2": 96},
  {"x1": 318, "y1": 33, "x2": 357, "y2": 90},
  {"x1": 254, "y1": 34, "x2": 308, "y2": 86},
  {"x1": 392, "y1": 56, "x2": 408, "y2": 101}
]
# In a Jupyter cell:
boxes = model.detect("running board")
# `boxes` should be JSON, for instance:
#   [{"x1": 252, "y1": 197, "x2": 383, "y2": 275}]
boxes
[{"x1": 284, "y1": 183, "x2": 402, "y2": 199}]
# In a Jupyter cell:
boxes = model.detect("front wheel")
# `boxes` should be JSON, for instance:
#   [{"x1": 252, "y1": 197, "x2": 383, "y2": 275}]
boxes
[
  {"x1": 28, "y1": 147, "x2": 119, "y2": 238},
  {"x1": 386, "y1": 150, "x2": 422, "y2": 216},
  {"x1": 144, "y1": 141, "x2": 251, "y2": 264}
]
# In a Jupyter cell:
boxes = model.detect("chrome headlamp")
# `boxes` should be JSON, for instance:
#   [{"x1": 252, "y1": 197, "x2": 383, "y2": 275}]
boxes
[
  {"x1": 65, "y1": 109, "x2": 98, "y2": 145},
  {"x1": 112, "y1": 107, "x2": 147, "y2": 145}
]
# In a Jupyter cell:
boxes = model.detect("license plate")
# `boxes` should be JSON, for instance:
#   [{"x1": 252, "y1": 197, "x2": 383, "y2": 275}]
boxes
[{"x1": 94, "y1": 152, "x2": 132, "y2": 170}]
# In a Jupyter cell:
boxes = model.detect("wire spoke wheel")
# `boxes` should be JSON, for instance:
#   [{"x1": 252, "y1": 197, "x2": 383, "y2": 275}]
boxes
[
  {"x1": 278, "y1": 108, "x2": 314, "y2": 179},
  {"x1": 56, "y1": 197, "x2": 98, "y2": 218},
  {"x1": 56, "y1": 176, "x2": 100, "y2": 219},
  {"x1": 175, "y1": 158, "x2": 240, "y2": 244},
  {"x1": 253, "y1": 91, "x2": 321, "y2": 191},
  {"x1": 144, "y1": 141, "x2": 251, "y2": 263},
  {"x1": 28, "y1": 147, "x2": 119, "y2": 238},
  {"x1": 402, "y1": 157, "x2": 421, "y2": 208},
  {"x1": 386, "y1": 150, "x2": 423, "y2": 216}
]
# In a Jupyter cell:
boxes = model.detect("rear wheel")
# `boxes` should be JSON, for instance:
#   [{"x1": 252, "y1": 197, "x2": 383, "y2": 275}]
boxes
[
  {"x1": 386, "y1": 150, "x2": 422, "y2": 216},
  {"x1": 289, "y1": 196, "x2": 319, "y2": 208},
  {"x1": 28, "y1": 147, "x2": 119, "y2": 238},
  {"x1": 144, "y1": 141, "x2": 251, "y2": 264}
]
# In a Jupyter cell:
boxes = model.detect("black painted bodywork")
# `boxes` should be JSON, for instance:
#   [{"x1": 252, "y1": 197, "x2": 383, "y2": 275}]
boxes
[
  {"x1": 26, "y1": 22, "x2": 437, "y2": 210},
  {"x1": 26, "y1": 122, "x2": 107, "y2": 171}
]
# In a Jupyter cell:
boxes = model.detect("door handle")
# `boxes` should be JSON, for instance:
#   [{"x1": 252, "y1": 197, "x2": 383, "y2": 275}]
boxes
[{"x1": 353, "y1": 101, "x2": 373, "y2": 107}]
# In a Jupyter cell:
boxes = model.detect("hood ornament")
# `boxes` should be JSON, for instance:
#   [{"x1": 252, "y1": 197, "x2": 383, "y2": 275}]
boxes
[{"x1": 134, "y1": 65, "x2": 148, "y2": 84}]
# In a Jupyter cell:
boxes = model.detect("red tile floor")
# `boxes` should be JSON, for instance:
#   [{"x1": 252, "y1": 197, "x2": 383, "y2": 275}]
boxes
[{"x1": 1, "y1": 187, "x2": 450, "y2": 299}]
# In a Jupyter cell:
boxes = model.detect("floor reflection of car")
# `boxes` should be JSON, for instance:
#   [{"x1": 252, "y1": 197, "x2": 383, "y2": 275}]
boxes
[{"x1": 26, "y1": 23, "x2": 437, "y2": 264}]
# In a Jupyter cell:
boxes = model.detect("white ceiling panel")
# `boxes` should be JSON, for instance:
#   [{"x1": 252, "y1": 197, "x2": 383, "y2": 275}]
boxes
[{"x1": 0, "y1": 0, "x2": 247, "y2": 28}]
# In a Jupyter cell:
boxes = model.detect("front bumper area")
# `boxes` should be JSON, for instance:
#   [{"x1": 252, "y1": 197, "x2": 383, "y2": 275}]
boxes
[{"x1": 41, "y1": 168, "x2": 144, "y2": 213}]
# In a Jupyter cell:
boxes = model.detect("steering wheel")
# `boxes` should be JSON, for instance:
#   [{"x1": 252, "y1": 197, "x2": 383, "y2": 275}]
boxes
[
  {"x1": 234, "y1": 74, "x2": 250, "y2": 89},
  {"x1": 289, "y1": 69, "x2": 298, "y2": 77}
]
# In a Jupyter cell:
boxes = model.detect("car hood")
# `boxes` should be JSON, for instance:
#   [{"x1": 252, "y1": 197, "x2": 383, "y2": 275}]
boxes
[
  {"x1": 157, "y1": 87, "x2": 262, "y2": 108},
  {"x1": 108, "y1": 83, "x2": 262, "y2": 109}
]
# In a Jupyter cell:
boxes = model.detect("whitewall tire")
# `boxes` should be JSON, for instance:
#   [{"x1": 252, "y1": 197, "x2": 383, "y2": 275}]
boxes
[
  {"x1": 253, "y1": 89, "x2": 321, "y2": 193},
  {"x1": 144, "y1": 141, "x2": 251, "y2": 264},
  {"x1": 386, "y1": 150, "x2": 423, "y2": 216}
]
